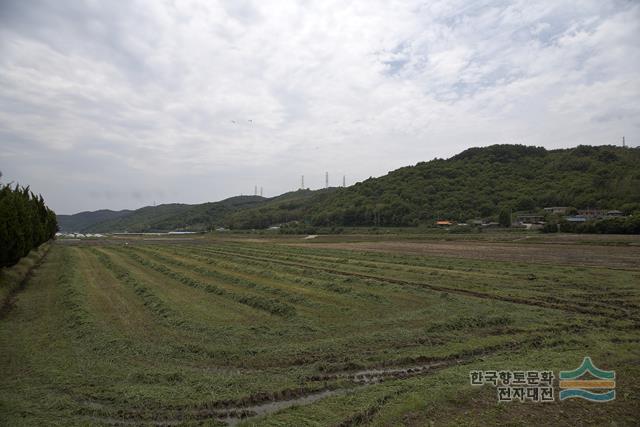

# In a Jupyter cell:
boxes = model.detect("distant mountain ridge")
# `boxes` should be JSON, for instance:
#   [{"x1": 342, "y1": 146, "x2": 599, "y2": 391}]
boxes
[
  {"x1": 57, "y1": 196, "x2": 266, "y2": 233},
  {"x1": 57, "y1": 144, "x2": 640, "y2": 231},
  {"x1": 57, "y1": 209, "x2": 132, "y2": 232}
]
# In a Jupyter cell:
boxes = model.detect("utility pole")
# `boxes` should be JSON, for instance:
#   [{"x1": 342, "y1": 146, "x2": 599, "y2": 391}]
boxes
[
  {"x1": 623, "y1": 136, "x2": 626, "y2": 148},
  {"x1": 342, "y1": 175, "x2": 346, "y2": 187},
  {"x1": 254, "y1": 185, "x2": 257, "y2": 196},
  {"x1": 325, "y1": 172, "x2": 329, "y2": 189},
  {"x1": 300, "y1": 175, "x2": 304, "y2": 190}
]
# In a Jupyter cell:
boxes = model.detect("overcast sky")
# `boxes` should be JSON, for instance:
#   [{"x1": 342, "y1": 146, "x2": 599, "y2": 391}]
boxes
[{"x1": 1, "y1": 0, "x2": 638, "y2": 214}]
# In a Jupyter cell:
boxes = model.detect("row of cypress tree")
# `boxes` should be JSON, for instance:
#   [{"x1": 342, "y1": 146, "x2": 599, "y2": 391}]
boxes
[{"x1": 0, "y1": 182, "x2": 58, "y2": 268}]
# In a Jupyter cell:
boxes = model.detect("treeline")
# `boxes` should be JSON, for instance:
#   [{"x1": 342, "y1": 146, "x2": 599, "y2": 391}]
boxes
[
  {"x1": 222, "y1": 145, "x2": 640, "y2": 229},
  {"x1": 306, "y1": 145, "x2": 640, "y2": 227},
  {"x1": 552, "y1": 215, "x2": 640, "y2": 234},
  {"x1": 60, "y1": 196, "x2": 266, "y2": 233},
  {"x1": 224, "y1": 190, "x2": 334, "y2": 230},
  {"x1": 0, "y1": 183, "x2": 58, "y2": 267}
]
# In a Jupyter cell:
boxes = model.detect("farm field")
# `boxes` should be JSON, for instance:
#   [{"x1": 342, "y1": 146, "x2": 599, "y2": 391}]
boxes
[{"x1": 1, "y1": 235, "x2": 639, "y2": 426}]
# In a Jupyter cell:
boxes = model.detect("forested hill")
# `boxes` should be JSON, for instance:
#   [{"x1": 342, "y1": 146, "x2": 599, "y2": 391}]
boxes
[
  {"x1": 223, "y1": 189, "x2": 337, "y2": 229},
  {"x1": 59, "y1": 196, "x2": 266, "y2": 233},
  {"x1": 311, "y1": 144, "x2": 640, "y2": 226},
  {"x1": 57, "y1": 209, "x2": 132, "y2": 232},
  {"x1": 58, "y1": 145, "x2": 640, "y2": 231},
  {"x1": 223, "y1": 144, "x2": 640, "y2": 228}
]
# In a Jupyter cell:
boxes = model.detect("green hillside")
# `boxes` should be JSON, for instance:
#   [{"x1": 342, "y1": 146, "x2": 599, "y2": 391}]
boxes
[
  {"x1": 310, "y1": 144, "x2": 640, "y2": 226},
  {"x1": 83, "y1": 196, "x2": 266, "y2": 233},
  {"x1": 59, "y1": 145, "x2": 640, "y2": 232},
  {"x1": 226, "y1": 144, "x2": 640, "y2": 228},
  {"x1": 57, "y1": 209, "x2": 133, "y2": 232},
  {"x1": 59, "y1": 196, "x2": 267, "y2": 233},
  {"x1": 223, "y1": 189, "x2": 337, "y2": 229}
]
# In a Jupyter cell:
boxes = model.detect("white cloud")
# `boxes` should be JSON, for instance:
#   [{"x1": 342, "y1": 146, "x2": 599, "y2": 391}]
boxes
[{"x1": 0, "y1": 0, "x2": 638, "y2": 213}]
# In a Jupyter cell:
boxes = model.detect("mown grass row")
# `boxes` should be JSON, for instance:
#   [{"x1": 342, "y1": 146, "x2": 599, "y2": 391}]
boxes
[
  {"x1": 169, "y1": 244, "x2": 626, "y2": 330},
  {"x1": 93, "y1": 248, "x2": 468, "y2": 370},
  {"x1": 108, "y1": 247, "x2": 556, "y2": 371},
  {"x1": 57, "y1": 248, "x2": 95, "y2": 339},
  {"x1": 87, "y1": 248, "x2": 258, "y2": 356},
  {"x1": 178, "y1": 244, "x2": 395, "y2": 294},
  {"x1": 237, "y1": 243, "x2": 640, "y2": 307},
  {"x1": 150, "y1": 244, "x2": 387, "y2": 303},
  {"x1": 195, "y1": 242, "x2": 518, "y2": 280},
  {"x1": 130, "y1": 246, "x2": 315, "y2": 307},
  {"x1": 202, "y1": 243, "x2": 638, "y2": 324},
  {"x1": 201, "y1": 242, "x2": 635, "y2": 300},
  {"x1": 212, "y1": 243, "x2": 549, "y2": 291},
  {"x1": 185, "y1": 244, "x2": 630, "y2": 321},
  {"x1": 90, "y1": 248, "x2": 191, "y2": 329},
  {"x1": 183, "y1": 244, "x2": 507, "y2": 296},
  {"x1": 111, "y1": 247, "x2": 296, "y2": 318}
]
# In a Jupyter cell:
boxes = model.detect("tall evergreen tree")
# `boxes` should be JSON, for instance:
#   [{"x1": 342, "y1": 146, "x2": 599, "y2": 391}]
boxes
[{"x1": 0, "y1": 182, "x2": 57, "y2": 267}]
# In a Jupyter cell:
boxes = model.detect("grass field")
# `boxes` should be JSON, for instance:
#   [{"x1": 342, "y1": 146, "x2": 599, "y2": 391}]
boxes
[{"x1": 1, "y1": 234, "x2": 639, "y2": 425}]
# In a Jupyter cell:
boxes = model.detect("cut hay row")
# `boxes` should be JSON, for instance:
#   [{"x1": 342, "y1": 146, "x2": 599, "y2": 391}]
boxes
[
  {"x1": 149, "y1": 244, "x2": 388, "y2": 304},
  {"x1": 112, "y1": 247, "x2": 297, "y2": 318},
  {"x1": 130, "y1": 245, "x2": 318, "y2": 308},
  {"x1": 90, "y1": 248, "x2": 198, "y2": 331},
  {"x1": 176, "y1": 244, "x2": 628, "y2": 321}
]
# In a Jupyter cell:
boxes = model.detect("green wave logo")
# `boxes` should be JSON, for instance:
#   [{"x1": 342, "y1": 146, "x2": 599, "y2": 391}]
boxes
[{"x1": 559, "y1": 357, "x2": 615, "y2": 402}]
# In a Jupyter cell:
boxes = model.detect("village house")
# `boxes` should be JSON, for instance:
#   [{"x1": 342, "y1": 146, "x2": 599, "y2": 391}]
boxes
[
  {"x1": 543, "y1": 206, "x2": 570, "y2": 215},
  {"x1": 515, "y1": 214, "x2": 544, "y2": 224},
  {"x1": 578, "y1": 209, "x2": 605, "y2": 219}
]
